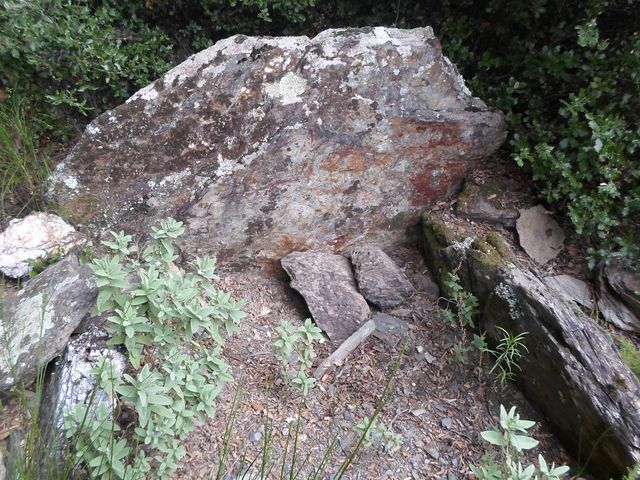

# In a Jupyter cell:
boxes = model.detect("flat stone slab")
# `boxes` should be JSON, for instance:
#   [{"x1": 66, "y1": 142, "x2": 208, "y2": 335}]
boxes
[
  {"x1": 543, "y1": 274, "x2": 594, "y2": 309},
  {"x1": 516, "y1": 205, "x2": 564, "y2": 264},
  {"x1": 350, "y1": 244, "x2": 415, "y2": 308},
  {"x1": 372, "y1": 312, "x2": 409, "y2": 347},
  {"x1": 0, "y1": 254, "x2": 97, "y2": 393},
  {"x1": 456, "y1": 177, "x2": 521, "y2": 227},
  {"x1": 281, "y1": 251, "x2": 370, "y2": 344},
  {"x1": 46, "y1": 27, "x2": 505, "y2": 269},
  {"x1": 0, "y1": 212, "x2": 85, "y2": 278}
]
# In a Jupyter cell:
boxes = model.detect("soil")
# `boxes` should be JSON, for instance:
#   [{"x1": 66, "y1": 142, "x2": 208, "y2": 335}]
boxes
[{"x1": 172, "y1": 243, "x2": 573, "y2": 479}]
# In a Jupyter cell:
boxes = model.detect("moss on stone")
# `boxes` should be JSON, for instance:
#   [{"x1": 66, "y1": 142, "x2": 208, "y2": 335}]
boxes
[
  {"x1": 485, "y1": 231, "x2": 511, "y2": 259},
  {"x1": 616, "y1": 335, "x2": 640, "y2": 379},
  {"x1": 470, "y1": 237, "x2": 507, "y2": 272},
  {"x1": 456, "y1": 183, "x2": 479, "y2": 211}
]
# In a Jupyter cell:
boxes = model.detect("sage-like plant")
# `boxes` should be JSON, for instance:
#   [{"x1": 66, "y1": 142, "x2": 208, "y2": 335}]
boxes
[
  {"x1": 470, "y1": 405, "x2": 570, "y2": 480},
  {"x1": 64, "y1": 218, "x2": 246, "y2": 479}
]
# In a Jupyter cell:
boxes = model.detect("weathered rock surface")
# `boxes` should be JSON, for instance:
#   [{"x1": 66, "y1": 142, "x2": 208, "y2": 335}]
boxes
[
  {"x1": 420, "y1": 213, "x2": 640, "y2": 478},
  {"x1": 516, "y1": 205, "x2": 565, "y2": 264},
  {"x1": 604, "y1": 259, "x2": 640, "y2": 319},
  {"x1": 372, "y1": 312, "x2": 409, "y2": 347},
  {"x1": 47, "y1": 27, "x2": 505, "y2": 268},
  {"x1": 281, "y1": 251, "x2": 370, "y2": 344},
  {"x1": 597, "y1": 263, "x2": 640, "y2": 333},
  {"x1": 456, "y1": 177, "x2": 521, "y2": 227},
  {"x1": 0, "y1": 212, "x2": 85, "y2": 278},
  {"x1": 39, "y1": 327, "x2": 126, "y2": 469},
  {"x1": 543, "y1": 274, "x2": 594, "y2": 309},
  {"x1": 350, "y1": 245, "x2": 415, "y2": 308},
  {"x1": 412, "y1": 272, "x2": 440, "y2": 298},
  {"x1": 0, "y1": 254, "x2": 97, "y2": 393}
]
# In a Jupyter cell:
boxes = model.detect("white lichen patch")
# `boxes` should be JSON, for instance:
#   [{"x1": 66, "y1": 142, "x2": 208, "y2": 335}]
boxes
[
  {"x1": 495, "y1": 282, "x2": 523, "y2": 319},
  {"x1": 47, "y1": 162, "x2": 79, "y2": 197},
  {"x1": 158, "y1": 168, "x2": 191, "y2": 187},
  {"x1": 264, "y1": 72, "x2": 307, "y2": 105},
  {"x1": 451, "y1": 236, "x2": 474, "y2": 254},
  {"x1": 85, "y1": 123, "x2": 101, "y2": 135}
]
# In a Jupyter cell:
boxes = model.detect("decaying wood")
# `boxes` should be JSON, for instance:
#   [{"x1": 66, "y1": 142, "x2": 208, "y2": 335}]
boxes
[{"x1": 314, "y1": 319, "x2": 376, "y2": 379}]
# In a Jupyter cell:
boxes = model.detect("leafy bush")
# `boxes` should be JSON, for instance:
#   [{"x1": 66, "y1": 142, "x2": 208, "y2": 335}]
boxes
[
  {"x1": 0, "y1": 0, "x2": 175, "y2": 134},
  {"x1": 65, "y1": 218, "x2": 245, "y2": 479},
  {"x1": 432, "y1": 0, "x2": 640, "y2": 266}
]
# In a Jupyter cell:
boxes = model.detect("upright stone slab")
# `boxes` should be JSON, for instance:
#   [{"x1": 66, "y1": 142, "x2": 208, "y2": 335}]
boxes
[
  {"x1": 281, "y1": 251, "x2": 370, "y2": 344},
  {"x1": 47, "y1": 27, "x2": 505, "y2": 268}
]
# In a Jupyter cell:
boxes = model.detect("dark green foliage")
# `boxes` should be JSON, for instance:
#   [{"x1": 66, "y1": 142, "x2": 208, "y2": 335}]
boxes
[{"x1": 0, "y1": 0, "x2": 175, "y2": 133}]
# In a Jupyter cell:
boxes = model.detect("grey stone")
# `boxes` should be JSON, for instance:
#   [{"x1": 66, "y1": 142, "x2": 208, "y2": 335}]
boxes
[
  {"x1": 543, "y1": 274, "x2": 594, "y2": 309},
  {"x1": 0, "y1": 212, "x2": 85, "y2": 278},
  {"x1": 46, "y1": 27, "x2": 506, "y2": 270},
  {"x1": 456, "y1": 177, "x2": 521, "y2": 227},
  {"x1": 604, "y1": 259, "x2": 640, "y2": 319},
  {"x1": 516, "y1": 205, "x2": 565, "y2": 264},
  {"x1": 0, "y1": 254, "x2": 97, "y2": 393},
  {"x1": 39, "y1": 327, "x2": 126, "y2": 470},
  {"x1": 281, "y1": 251, "x2": 370, "y2": 344},
  {"x1": 483, "y1": 269, "x2": 640, "y2": 477},
  {"x1": 351, "y1": 245, "x2": 415, "y2": 308},
  {"x1": 441, "y1": 417, "x2": 452, "y2": 430},
  {"x1": 597, "y1": 262, "x2": 640, "y2": 333},
  {"x1": 412, "y1": 272, "x2": 440, "y2": 298},
  {"x1": 372, "y1": 313, "x2": 409, "y2": 347},
  {"x1": 598, "y1": 293, "x2": 640, "y2": 333}
]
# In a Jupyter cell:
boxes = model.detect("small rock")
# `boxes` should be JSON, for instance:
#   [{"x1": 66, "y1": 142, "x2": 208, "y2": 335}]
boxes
[
  {"x1": 425, "y1": 446, "x2": 440, "y2": 460},
  {"x1": 249, "y1": 431, "x2": 263, "y2": 443},
  {"x1": 456, "y1": 177, "x2": 521, "y2": 227},
  {"x1": 441, "y1": 417, "x2": 452, "y2": 430},
  {"x1": 281, "y1": 251, "x2": 370, "y2": 344},
  {"x1": 372, "y1": 313, "x2": 409, "y2": 348},
  {"x1": 350, "y1": 245, "x2": 416, "y2": 308},
  {"x1": 516, "y1": 205, "x2": 565, "y2": 264},
  {"x1": 424, "y1": 352, "x2": 436, "y2": 364},
  {"x1": 411, "y1": 408, "x2": 427, "y2": 417},
  {"x1": 412, "y1": 273, "x2": 440, "y2": 298},
  {"x1": 0, "y1": 212, "x2": 85, "y2": 278},
  {"x1": 543, "y1": 275, "x2": 594, "y2": 309}
]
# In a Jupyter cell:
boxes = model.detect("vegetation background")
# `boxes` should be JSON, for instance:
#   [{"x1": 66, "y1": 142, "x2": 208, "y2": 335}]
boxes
[{"x1": 1, "y1": 0, "x2": 638, "y2": 265}]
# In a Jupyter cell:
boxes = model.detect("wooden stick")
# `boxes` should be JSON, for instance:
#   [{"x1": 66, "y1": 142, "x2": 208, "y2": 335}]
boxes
[{"x1": 314, "y1": 319, "x2": 376, "y2": 379}]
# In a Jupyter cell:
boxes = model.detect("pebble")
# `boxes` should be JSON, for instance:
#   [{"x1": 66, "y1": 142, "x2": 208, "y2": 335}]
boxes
[
  {"x1": 249, "y1": 431, "x2": 263, "y2": 443},
  {"x1": 441, "y1": 417, "x2": 453, "y2": 429}
]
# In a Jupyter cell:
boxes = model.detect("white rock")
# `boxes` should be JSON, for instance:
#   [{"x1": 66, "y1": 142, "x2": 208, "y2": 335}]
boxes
[{"x1": 0, "y1": 212, "x2": 85, "y2": 278}]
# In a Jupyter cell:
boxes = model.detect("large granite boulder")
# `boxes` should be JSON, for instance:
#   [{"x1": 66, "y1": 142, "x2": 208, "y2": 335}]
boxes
[
  {"x1": 0, "y1": 254, "x2": 97, "y2": 393},
  {"x1": 420, "y1": 212, "x2": 640, "y2": 478},
  {"x1": 47, "y1": 27, "x2": 505, "y2": 268}
]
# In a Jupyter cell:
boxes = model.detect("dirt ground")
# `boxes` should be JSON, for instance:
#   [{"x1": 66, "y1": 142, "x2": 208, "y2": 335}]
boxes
[{"x1": 173, "y1": 241, "x2": 574, "y2": 480}]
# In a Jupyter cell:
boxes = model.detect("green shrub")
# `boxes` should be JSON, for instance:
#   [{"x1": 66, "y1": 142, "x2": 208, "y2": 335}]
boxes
[
  {"x1": 432, "y1": 0, "x2": 640, "y2": 267},
  {"x1": 0, "y1": 0, "x2": 175, "y2": 134},
  {"x1": 65, "y1": 219, "x2": 246, "y2": 479},
  {"x1": 616, "y1": 335, "x2": 640, "y2": 380}
]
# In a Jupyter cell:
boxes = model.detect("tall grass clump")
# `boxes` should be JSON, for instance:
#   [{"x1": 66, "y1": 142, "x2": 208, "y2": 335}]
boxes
[{"x1": 0, "y1": 95, "x2": 49, "y2": 220}]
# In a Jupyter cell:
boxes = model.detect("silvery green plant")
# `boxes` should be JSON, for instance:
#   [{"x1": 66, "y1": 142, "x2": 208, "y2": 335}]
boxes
[
  {"x1": 272, "y1": 318, "x2": 324, "y2": 395},
  {"x1": 470, "y1": 405, "x2": 570, "y2": 480},
  {"x1": 64, "y1": 218, "x2": 245, "y2": 479}
]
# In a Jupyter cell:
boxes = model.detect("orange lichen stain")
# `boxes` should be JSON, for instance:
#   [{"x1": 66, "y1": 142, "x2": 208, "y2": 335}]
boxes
[
  {"x1": 409, "y1": 162, "x2": 468, "y2": 206},
  {"x1": 388, "y1": 117, "x2": 462, "y2": 148},
  {"x1": 320, "y1": 145, "x2": 383, "y2": 173}
]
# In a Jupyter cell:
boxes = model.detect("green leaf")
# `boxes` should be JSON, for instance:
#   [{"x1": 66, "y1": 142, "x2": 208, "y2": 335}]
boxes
[{"x1": 480, "y1": 430, "x2": 507, "y2": 446}]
